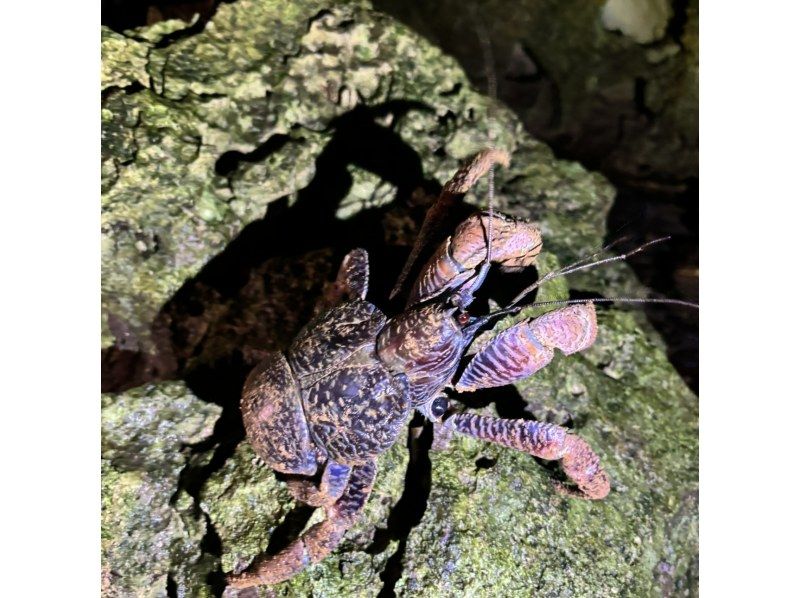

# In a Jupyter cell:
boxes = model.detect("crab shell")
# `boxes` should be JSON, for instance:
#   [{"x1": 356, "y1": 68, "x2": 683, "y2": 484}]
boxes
[{"x1": 241, "y1": 299, "x2": 413, "y2": 468}]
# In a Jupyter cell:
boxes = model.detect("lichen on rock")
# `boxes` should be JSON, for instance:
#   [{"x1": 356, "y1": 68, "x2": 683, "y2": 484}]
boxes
[
  {"x1": 101, "y1": 382, "x2": 222, "y2": 597},
  {"x1": 101, "y1": 0, "x2": 698, "y2": 595}
]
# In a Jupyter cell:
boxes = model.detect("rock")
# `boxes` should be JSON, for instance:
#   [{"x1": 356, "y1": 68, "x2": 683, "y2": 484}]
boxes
[
  {"x1": 101, "y1": 1, "x2": 697, "y2": 595},
  {"x1": 373, "y1": 0, "x2": 698, "y2": 189},
  {"x1": 101, "y1": 382, "x2": 222, "y2": 597},
  {"x1": 601, "y1": 0, "x2": 672, "y2": 45}
]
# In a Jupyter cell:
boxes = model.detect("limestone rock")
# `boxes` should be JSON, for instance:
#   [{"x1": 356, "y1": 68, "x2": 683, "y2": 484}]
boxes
[
  {"x1": 101, "y1": 382, "x2": 222, "y2": 597},
  {"x1": 101, "y1": 1, "x2": 698, "y2": 595}
]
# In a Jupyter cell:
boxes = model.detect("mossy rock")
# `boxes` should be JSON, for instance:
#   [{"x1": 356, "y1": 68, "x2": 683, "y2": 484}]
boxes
[
  {"x1": 101, "y1": 382, "x2": 222, "y2": 597},
  {"x1": 374, "y1": 0, "x2": 698, "y2": 189},
  {"x1": 101, "y1": 1, "x2": 697, "y2": 596},
  {"x1": 101, "y1": 0, "x2": 615, "y2": 353}
]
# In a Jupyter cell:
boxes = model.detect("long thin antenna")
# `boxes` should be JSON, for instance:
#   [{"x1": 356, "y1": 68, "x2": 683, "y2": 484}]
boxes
[
  {"x1": 485, "y1": 296, "x2": 698, "y2": 325},
  {"x1": 527, "y1": 297, "x2": 698, "y2": 309},
  {"x1": 507, "y1": 236, "x2": 672, "y2": 308},
  {"x1": 473, "y1": 12, "x2": 498, "y2": 265}
]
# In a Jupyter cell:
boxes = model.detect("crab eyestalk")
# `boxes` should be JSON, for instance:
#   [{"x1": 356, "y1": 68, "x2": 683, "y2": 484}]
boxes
[{"x1": 444, "y1": 413, "x2": 610, "y2": 500}]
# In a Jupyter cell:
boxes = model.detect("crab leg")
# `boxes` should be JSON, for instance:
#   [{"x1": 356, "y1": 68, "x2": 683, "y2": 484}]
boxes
[
  {"x1": 285, "y1": 461, "x2": 352, "y2": 507},
  {"x1": 391, "y1": 148, "x2": 511, "y2": 300},
  {"x1": 227, "y1": 461, "x2": 376, "y2": 588},
  {"x1": 408, "y1": 212, "x2": 542, "y2": 306},
  {"x1": 446, "y1": 413, "x2": 610, "y2": 499},
  {"x1": 456, "y1": 304, "x2": 597, "y2": 392},
  {"x1": 316, "y1": 248, "x2": 370, "y2": 314}
]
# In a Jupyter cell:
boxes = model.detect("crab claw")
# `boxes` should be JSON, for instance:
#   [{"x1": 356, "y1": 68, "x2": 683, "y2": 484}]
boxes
[{"x1": 456, "y1": 303, "x2": 597, "y2": 392}]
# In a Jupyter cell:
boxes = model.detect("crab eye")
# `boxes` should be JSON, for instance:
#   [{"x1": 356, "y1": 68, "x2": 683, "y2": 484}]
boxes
[
  {"x1": 431, "y1": 396, "x2": 449, "y2": 418},
  {"x1": 457, "y1": 312, "x2": 470, "y2": 325}
]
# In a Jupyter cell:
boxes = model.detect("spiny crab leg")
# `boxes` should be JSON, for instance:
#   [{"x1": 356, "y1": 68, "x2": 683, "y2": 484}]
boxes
[
  {"x1": 227, "y1": 461, "x2": 376, "y2": 588},
  {"x1": 445, "y1": 413, "x2": 610, "y2": 500}
]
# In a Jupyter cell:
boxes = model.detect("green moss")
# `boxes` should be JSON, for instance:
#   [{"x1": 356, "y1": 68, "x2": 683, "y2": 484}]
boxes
[
  {"x1": 101, "y1": 28, "x2": 149, "y2": 91},
  {"x1": 102, "y1": 1, "x2": 697, "y2": 595},
  {"x1": 101, "y1": 382, "x2": 221, "y2": 597}
]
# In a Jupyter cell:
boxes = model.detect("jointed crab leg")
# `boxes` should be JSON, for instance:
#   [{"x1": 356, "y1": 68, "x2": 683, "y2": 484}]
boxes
[
  {"x1": 285, "y1": 461, "x2": 353, "y2": 508},
  {"x1": 446, "y1": 413, "x2": 610, "y2": 499},
  {"x1": 456, "y1": 303, "x2": 597, "y2": 392},
  {"x1": 408, "y1": 212, "x2": 543, "y2": 306},
  {"x1": 317, "y1": 248, "x2": 370, "y2": 313},
  {"x1": 228, "y1": 461, "x2": 377, "y2": 588}
]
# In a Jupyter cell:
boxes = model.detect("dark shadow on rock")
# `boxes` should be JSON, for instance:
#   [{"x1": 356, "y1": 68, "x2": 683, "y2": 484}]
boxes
[
  {"x1": 102, "y1": 0, "x2": 224, "y2": 34},
  {"x1": 606, "y1": 180, "x2": 699, "y2": 393},
  {"x1": 367, "y1": 416, "x2": 432, "y2": 598},
  {"x1": 264, "y1": 503, "x2": 317, "y2": 555},
  {"x1": 103, "y1": 100, "x2": 477, "y2": 597}
]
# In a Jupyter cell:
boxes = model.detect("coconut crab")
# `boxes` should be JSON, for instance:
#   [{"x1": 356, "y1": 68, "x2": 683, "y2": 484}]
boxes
[{"x1": 227, "y1": 149, "x2": 614, "y2": 589}]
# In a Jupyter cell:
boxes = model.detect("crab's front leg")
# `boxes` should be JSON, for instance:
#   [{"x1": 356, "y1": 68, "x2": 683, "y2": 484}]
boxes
[
  {"x1": 445, "y1": 303, "x2": 607, "y2": 498},
  {"x1": 409, "y1": 212, "x2": 543, "y2": 307},
  {"x1": 456, "y1": 303, "x2": 597, "y2": 392},
  {"x1": 444, "y1": 413, "x2": 610, "y2": 499},
  {"x1": 227, "y1": 460, "x2": 377, "y2": 588}
]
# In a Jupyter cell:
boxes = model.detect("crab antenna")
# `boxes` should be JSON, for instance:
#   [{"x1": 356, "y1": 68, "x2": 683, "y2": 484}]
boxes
[
  {"x1": 507, "y1": 236, "x2": 672, "y2": 308},
  {"x1": 473, "y1": 11, "x2": 498, "y2": 266},
  {"x1": 541, "y1": 234, "x2": 631, "y2": 278},
  {"x1": 484, "y1": 296, "x2": 698, "y2": 325},
  {"x1": 520, "y1": 297, "x2": 698, "y2": 310}
]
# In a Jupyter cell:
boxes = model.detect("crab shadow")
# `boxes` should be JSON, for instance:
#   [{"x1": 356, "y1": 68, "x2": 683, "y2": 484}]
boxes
[{"x1": 102, "y1": 100, "x2": 532, "y2": 596}]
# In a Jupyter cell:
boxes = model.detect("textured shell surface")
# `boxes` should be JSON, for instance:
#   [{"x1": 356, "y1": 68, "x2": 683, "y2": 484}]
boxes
[
  {"x1": 288, "y1": 300, "x2": 387, "y2": 384},
  {"x1": 240, "y1": 352, "x2": 319, "y2": 475},
  {"x1": 288, "y1": 299, "x2": 412, "y2": 464}
]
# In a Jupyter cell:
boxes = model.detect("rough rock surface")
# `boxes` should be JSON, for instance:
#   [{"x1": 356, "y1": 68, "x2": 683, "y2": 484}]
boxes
[
  {"x1": 101, "y1": 382, "x2": 222, "y2": 597},
  {"x1": 101, "y1": 1, "x2": 698, "y2": 596},
  {"x1": 374, "y1": 0, "x2": 699, "y2": 189}
]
